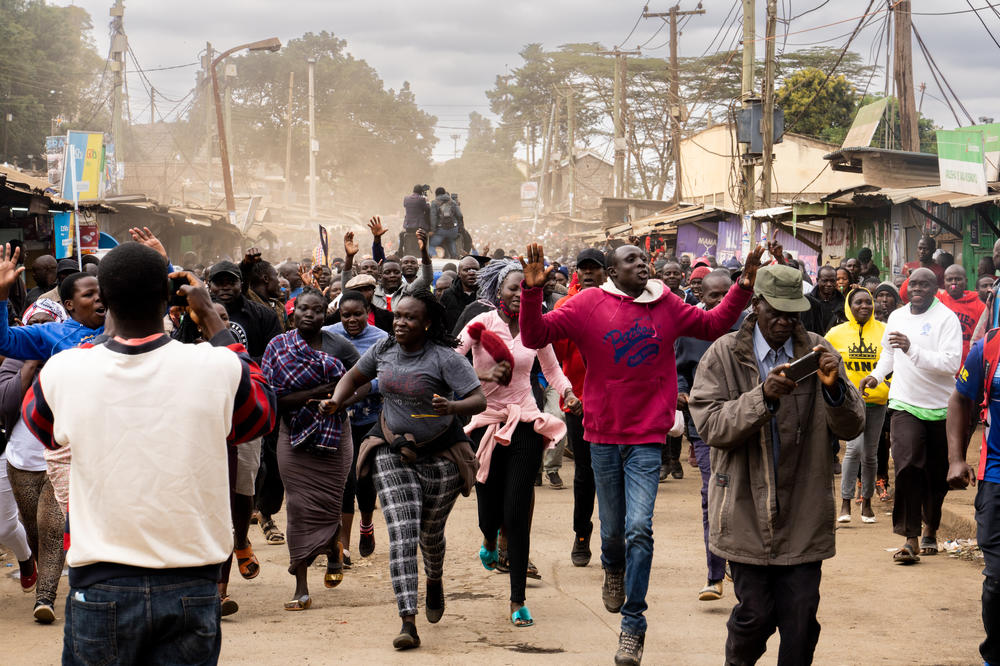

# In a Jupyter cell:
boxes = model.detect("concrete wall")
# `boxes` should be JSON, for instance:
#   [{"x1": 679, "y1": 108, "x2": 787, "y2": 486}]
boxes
[{"x1": 678, "y1": 125, "x2": 864, "y2": 208}]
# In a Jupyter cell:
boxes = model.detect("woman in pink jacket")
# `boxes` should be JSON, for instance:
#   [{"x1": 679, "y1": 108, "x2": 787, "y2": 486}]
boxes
[{"x1": 458, "y1": 259, "x2": 579, "y2": 628}]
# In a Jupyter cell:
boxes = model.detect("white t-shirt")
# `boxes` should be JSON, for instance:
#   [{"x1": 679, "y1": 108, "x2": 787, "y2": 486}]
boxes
[{"x1": 5, "y1": 419, "x2": 47, "y2": 472}]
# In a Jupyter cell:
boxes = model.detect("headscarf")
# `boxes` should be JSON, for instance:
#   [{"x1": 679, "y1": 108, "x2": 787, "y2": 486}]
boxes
[
  {"x1": 22, "y1": 298, "x2": 67, "y2": 324},
  {"x1": 476, "y1": 258, "x2": 522, "y2": 307}
]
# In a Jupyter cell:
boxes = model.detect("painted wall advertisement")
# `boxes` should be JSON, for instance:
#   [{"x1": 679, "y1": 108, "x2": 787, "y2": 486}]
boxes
[{"x1": 676, "y1": 222, "x2": 718, "y2": 259}]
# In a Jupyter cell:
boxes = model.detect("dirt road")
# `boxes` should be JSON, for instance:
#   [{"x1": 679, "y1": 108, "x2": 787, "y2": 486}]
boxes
[{"x1": 0, "y1": 458, "x2": 985, "y2": 665}]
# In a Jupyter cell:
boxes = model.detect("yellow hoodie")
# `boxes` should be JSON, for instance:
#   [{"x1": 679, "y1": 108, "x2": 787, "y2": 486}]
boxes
[{"x1": 824, "y1": 288, "x2": 889, "y2": 405}]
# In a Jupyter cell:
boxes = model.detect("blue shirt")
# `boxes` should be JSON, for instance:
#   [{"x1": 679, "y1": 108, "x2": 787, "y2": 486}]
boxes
[
  {"x1": 324, "y1": 322, "x2": 387, "y2": 426},
  {"x1": 753, "y1": 324, "x2": 794, "y2": 470},
  {"x1": 0, "y1": 301, "x2": 103, "y2": 360},
  {"x1": 955, "y1": 338, "x2": 1000, "y2": 483}
]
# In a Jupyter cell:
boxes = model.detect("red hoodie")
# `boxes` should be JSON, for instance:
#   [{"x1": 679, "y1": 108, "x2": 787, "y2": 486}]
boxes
[
  {"x1": 938, "y1": 289, "x2": 986, "y2": 365},
  {"x1": 520, "y1": 278, "x2": 750, "y2": 445}
]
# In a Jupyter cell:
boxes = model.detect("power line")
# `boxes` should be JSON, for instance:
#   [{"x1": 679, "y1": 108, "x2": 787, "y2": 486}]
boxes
[
  {"x1": 911, "y1": 21, "x2": 974, "y2": 125},
  {"x1": 615, "y1": 4, "x2": 647, "y2": 49},
  {"x1": 963, "y1": 0, "x2": 1000, "y2": 50}
]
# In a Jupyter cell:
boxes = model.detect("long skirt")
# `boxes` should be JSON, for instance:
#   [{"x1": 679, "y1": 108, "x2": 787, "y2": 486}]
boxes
[{"x1": 277, "y1": 419, "x2": 353, "y2": 572}]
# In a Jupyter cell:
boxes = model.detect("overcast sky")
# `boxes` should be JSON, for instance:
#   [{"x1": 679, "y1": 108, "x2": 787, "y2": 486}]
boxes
[{"x1": 59, "y1": 0, "x2": 1000, "y2": 160}]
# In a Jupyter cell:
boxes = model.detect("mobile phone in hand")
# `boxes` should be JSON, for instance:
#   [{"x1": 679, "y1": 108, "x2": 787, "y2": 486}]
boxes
[{"x1": 783, "y1": 350, "x2": 821, "y2": 383}]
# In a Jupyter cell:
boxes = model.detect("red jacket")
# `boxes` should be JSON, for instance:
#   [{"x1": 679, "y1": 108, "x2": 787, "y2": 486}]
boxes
[
  {"x1": 938, "y1": 289, "x2": 986, "y2": 365},
  {"x1": 552, "y1": 283, "x2": 585, "y2": 412}
]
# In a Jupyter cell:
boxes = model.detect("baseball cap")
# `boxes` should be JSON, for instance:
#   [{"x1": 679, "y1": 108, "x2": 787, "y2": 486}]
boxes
[
  {"x1": 690, "y1": 266, "x2": 711, "y2": 281},
  {"x1": 345, "y1": 273, "x2": 377, "y2": 289},
  {"x1": 208, "y1": 260, "x2": 242, "y2": 282},
  {"x1": 576, "y1": 248, "x2": 606, "y2": 269},
  {"x1": 693, "y1": 256, "x2": 711, "y2": 268},
  {"x1": 753, "y1": 264, "x2": 810, "y2": 312}
]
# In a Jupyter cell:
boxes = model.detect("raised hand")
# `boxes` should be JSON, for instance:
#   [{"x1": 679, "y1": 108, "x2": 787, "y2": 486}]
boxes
[
  {"x1": 298, "y1": 263, "x2": 315, "y2": 288},
  {"x1": 368, "y1": 216, "x2": 387, "y2": 238},
  {"x1": 739, "y1": 244, "x2": 767, "y2": 290},
  {"x1": 519, "y1": 243, "x2": 552, "y2": 289},
  {"x1": 129, "y1": 227, "x2": 168, "y2": 259},
  {"x1": 0, "y1": 243, "x2": 25, "y2": 300},
  {"x1": 344, "y1": 232, "x2": 359, "y2": 258},
  {"x1": 416, "y1": 228, "x2": 428, "y2": 255},
  {"x1": 168, "y1": 270, "x2": 225, "y2": 339},
  {"x1": 243, "y1": 247, "x2": 262, "y2": 265}
]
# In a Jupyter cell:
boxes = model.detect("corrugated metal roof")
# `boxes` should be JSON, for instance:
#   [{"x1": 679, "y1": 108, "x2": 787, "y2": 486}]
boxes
[
  {"x1": 845, "y1": 182, "x2": 1000, "y2": 208},
  {"x1": 629, "y1": 204, "x2": 735, "y2": 236}
]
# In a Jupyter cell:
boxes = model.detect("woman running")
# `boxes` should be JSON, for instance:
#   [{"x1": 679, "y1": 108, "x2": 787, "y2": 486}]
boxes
[
  {"x1": 327, "y1": 289, "x2": 388, "y2": 564},
  {"x1": 320, "y1": 289, "x2": 485, "y2": 650},
  {"x1": 262, "y1": 287, "x2": 353, "y2": 611},
  {"x1": 825, "y1": 287, "x2": 889, "y2": 523},
  {"x1": 458, "y1": 259, "x2": 579, "y2": 627}
]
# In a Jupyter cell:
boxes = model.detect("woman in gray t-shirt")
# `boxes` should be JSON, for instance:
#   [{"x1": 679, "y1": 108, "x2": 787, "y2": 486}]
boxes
[{"x1": 321, "y1": 289, "x2": 485, "y2": 651}]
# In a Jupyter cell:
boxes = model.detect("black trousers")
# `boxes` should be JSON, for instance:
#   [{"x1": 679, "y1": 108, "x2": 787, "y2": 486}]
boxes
[
  {"x1": 889, "y1": 411, "x2": 949, "y2": 538},
  {"x1": 472, "y1": 423, "x2": 543, "y2": 604},
  {"x1": 254, "y1": 428, "x2": 284, "y2": 518},
  {"x1": 877, "y1": 409, "x2": 892, "y2": 482},
  {"x1": 726, "y1": 561, "x2": 822, "y2": 666},
  {"x1": 566, "y1": 411, "x2": 595, "y2": 538},
  {"x1": 662, "y1": 435, "x2": 682, "y2": 464},
  {"x1": 976, "y1": 480, "x2": 1000, "y2": 663},
  {"x1": 342, "y1": 420, "x2": 377, "y2": 514}
]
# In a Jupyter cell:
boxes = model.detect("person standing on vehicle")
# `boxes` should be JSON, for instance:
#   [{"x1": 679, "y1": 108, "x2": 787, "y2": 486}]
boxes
[{"x1": 430, "y1": 187, "x2": 463, "y2": 259}]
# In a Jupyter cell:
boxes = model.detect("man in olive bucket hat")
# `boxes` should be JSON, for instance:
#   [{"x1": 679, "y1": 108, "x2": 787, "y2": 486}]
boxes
[{"x1": 689, "y1": 263, "x2": 864, "y2": 665}]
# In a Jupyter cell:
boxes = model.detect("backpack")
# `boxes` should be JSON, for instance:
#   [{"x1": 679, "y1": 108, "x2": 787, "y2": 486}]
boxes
[{"x1": 438, "y1": 199, "x2": 456, "y2": 229}]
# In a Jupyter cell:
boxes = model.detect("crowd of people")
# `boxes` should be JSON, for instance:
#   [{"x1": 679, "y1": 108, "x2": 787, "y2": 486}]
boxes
[{"x1": 0, "y1": 216, "x2": 996, "y2": 666}]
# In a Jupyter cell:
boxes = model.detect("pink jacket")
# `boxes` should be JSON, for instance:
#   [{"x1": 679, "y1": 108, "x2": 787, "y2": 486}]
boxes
[
  {"x1": 519, "y1": 279, "x2": 751, "y2": 445},
  {"x1": 457, "y1": 310, "x2": 572, "y2": 483}
]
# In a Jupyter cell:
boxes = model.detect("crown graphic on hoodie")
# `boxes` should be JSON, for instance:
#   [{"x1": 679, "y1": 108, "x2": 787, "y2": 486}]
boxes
[{"x1": 847, "y1": 339, "x2": 877, "y2": 361}]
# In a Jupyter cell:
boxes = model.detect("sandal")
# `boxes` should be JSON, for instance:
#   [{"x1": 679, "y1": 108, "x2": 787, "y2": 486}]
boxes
[
  {"x1": 325, "y1": 542, "x2": 344, "y2": 588},
  {"x1": 479, "y1": 543, "x2": 499, "y2": 571},
  {"x1": 283, "y1": 594, "x2": 312, "y2": 611},
  {"x1": 893, "y1": 543, "x2": 920, "y2": 565},
  {"x1": 234, "y1": 545, "x2": 260, "y2": 580},
  {"x1": 526, "y1": 559, "x2": 541, "y2": 580},
  {"x1": 511, "y1": 605, "x2": 534, "y2": 627},
  {"x1": 920, "y1": 536, "x2": 939, "y2": 556},
  {"x1": 261, "y1": 519, "x2": 285, "y2": 545},
  {"x1": 220, "y1": 595, "x2": 239, "y2": 617}
]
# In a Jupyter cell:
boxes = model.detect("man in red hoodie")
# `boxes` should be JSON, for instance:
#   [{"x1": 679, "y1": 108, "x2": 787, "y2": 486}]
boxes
[
  {"x1": 939, "y1": 263, "x2": 985, "y2": 366},
  {"x1": 552, "y1": 248, "x2": 607, "y2": 568},
  {"x1": 519, "y1": 242, "x2": 763, "y2": 666}
]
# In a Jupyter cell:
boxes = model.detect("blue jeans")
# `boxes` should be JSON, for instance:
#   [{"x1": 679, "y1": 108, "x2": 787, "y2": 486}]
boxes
[
  {"x1": 429, "y1": 227, "x2": 458, "y2": 258},
  {"x1": 694, "y1": 438, "x2": 727, "y2": 582},
  {"x1": 63, "y1": 575, "x2": 221, "y2": 666},
  {"x1": 591, "y1": 443, "x2": 661, "y2": 634}
]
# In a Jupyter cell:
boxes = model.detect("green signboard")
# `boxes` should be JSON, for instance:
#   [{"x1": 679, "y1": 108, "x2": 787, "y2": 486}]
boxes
[{"x1": 937, "y1": 129, "x2": 987, "y2": 196}]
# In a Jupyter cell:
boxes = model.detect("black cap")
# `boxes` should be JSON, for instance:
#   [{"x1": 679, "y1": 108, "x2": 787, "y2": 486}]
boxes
[
  {"x1": 208, "y1": 260, "x2": 242, "y2": 282},
  {"x1": 576, "y1": 248, "x2": 606, "y2": 269},
  {"x1": 56, "y1": 258, "x2": 80, "y2": 275}
]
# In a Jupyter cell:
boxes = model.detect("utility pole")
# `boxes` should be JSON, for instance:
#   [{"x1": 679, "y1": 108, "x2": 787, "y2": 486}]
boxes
[
  {"x1": 761, "y1": 0, "x2": 777, "y2": 206},
  {"x1": 450, "y1": 134, "x2": 460, "y2": 159},
  {"x1": 149, "y1": 86, "x2": 155, "y2": 124},
  {"x1": 740, "y1": 0, "x2": 756, "y2": 214},
  {"x1": 537, "y1": 101, "x2": 556, "y2": 216},
  {"x1": 223, "y1": 63, "x2": 236, "y2": 168},
  {"x1": 109, "y1": 0, "x2": 125, "y2": 195},
  {"x1": 598, "y1": 48, "x2": 641, "y2": 199},
  {"x1": 643, "y1": 4, "x2": 705, "y2": 202},
  {"x1": 307, "y1": 57, "x2": 317, "y2": 219},
  {"x1": 284, "y1": 71, "x2": 294, "y2": 206},
  {"x1": 566, "y1": 87, "x2": 576, "y2": 217},
  {"x1": 893, "y1": 0, "x2": 919, "y2": 152},
  {"x1": 203, "y1": 42, "x2": 215, "y2": 203}
]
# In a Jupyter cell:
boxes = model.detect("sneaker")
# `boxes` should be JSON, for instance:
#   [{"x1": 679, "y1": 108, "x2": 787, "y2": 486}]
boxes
[
  {"x1": 602, "y1": 568, "x2": 625, "y2": 613},
  {"x1": 393, "y1": 620, "x2": 421, "y2": 650},
  {"x1": 546, "y1": 471, "x2": 564, "y2": 489},
  {"x1": 670, "y1": 460, "x2": 684, "y2": 480},
  {"x1": 33, "y1": 601, "x2": 55, "y2": 624},
  {"x1": 571, "y1": 535, "x2": 591, "y2": 567},
  {"x1": 343, "y1": 551, "x2": 353, "y2": 570},
  {"x1": 534, "y1": 472, "x2": 543, "y2": 487},
  {"x1": 698, "y1": 580, "x2": 724, "y2": 601},
  {"x1": 359, "y1": 523, "x2": 375, "y2": 558},
  {"x1": 658, "y1": 465, "x2": 669, "y2": 483},
  {"x1": 615, "y1": 631, "x2": 645, "y2": 665}
]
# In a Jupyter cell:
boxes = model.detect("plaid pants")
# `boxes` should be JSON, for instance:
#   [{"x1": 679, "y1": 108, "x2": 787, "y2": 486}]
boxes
[{"x1": 372, "y1": 445, "x2": 463, "y2": 617}]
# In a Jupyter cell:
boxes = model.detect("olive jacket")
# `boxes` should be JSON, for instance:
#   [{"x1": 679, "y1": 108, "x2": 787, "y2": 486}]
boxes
[{"x1": 689, "y1": 314, "x2": 865, "y2": 566}]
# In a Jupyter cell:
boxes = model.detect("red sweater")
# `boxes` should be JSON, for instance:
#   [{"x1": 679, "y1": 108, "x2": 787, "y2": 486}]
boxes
[
  {"x1": 552, "y1": 285, "x2": 586, "y2": 412},
  {"x1": 938, "y1": 289, "x2": 986, "y2": 365}
]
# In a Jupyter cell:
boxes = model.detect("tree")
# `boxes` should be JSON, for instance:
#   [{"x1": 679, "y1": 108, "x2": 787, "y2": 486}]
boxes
[
  {"x1": 434, "y1": 112, "x2": 522, "y2": 223},
  {"x1": 777, "y1": 68, "x2": 858, "y2": 144},
  {"x1": 210, "y1": 32, "x2": 437, "y2": 212},
  {"x1": 0, "y1": 1, "x2": 103, "y2": 164}
]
